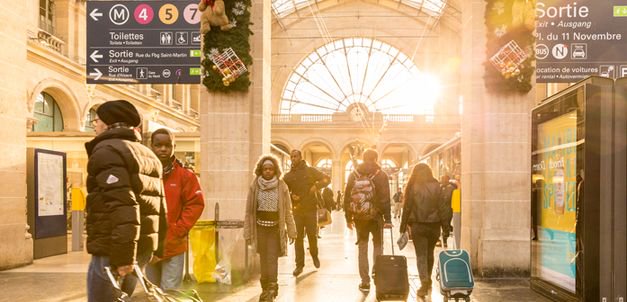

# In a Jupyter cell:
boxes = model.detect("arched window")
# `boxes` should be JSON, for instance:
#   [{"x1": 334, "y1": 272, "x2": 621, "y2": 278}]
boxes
[
  {"x1": 32, "y1": 92, "x2": 64, "y2": 132},
  {"x1": 280, "y1": 38, "x2": 441, "y2": 115},
  {"x1": 381, "y1": 159, "x2": 397, "y2": 171},
  {"x1": 316, "y1": 158, "x2": 333, "y2": 177},
  {"x1": 344, "y1": 160, "x2": 363, "y2": 183},
  {"x1": 272, "y1": 0, "x2": 446, "y2": 18},
  {"x1": 83, "y1": 107, "x2": 97, "y2": 131}
]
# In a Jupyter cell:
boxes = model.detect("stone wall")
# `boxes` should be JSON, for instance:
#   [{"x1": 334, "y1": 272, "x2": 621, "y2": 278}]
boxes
[{"x1": 0, "y1": 0, "x2": 33, "y2": 270}]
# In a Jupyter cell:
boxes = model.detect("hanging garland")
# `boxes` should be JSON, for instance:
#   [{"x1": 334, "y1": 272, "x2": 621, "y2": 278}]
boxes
[
  {"x1": 484, "y1": 0, "x2": 536, "y2": 94},
  {"x1": 201, "y1": 0, "x2": 253, "y2": 92}
]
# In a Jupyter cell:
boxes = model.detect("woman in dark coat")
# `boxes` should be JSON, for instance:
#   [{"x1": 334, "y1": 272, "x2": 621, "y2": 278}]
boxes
[
  {"x1": 399, "y1": 163, "x2": 451, "y2": 297},
  {"x1": 244, "y1": 155, "x2": 297, "y2": 302}
]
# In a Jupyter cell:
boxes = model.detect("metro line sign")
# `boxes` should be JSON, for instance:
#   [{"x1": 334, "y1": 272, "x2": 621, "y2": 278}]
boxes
[{"x1": 86, "y1": 0, "x2": 201, "y2": 84}]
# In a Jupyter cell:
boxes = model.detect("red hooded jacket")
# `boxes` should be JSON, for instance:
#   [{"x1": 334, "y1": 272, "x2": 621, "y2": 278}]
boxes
[{"x1": 162, "y1": 160, "x2": 205, "y2": 259}]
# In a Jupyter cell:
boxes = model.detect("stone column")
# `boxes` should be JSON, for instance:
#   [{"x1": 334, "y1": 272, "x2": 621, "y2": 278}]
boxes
[
  {"x1": 199, "y1": 0, "x2": 271, "y2": 280},
  {"x1": 0, "y1": 0, "x2": 33, "y2": 270},
  {"x1": 332, "y1": 158, "x2": 343, "y2": 195},
  {"x1": 459, "y1": 0, "x2": 534, "y2": 276}
]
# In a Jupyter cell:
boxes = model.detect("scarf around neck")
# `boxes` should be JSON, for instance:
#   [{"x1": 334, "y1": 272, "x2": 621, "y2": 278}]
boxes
[{"x1": 257, "y1": 176, "x2": 279, "y2": 212}]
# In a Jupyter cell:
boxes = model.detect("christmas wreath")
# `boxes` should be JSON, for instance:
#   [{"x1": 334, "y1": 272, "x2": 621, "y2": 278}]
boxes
[
  {"x1": 201, "y1": 0, "x2": 253, "y2": 92},
  {"x1": 484, "y1": 0, "x2": 536, "y2": 94}
]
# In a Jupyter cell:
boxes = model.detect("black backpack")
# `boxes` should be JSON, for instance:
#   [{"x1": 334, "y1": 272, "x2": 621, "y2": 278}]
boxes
[{"x1": 349, "y1": 170, "x2": 379, "y2": 220}]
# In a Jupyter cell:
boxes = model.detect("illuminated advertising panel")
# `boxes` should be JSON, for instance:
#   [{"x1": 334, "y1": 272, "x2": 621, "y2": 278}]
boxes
[{"x1": 532, "y1": 111, "x2": 579, "y2": 293}]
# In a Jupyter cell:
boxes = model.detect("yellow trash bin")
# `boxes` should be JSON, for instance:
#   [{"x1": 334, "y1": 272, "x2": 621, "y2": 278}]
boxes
[{"x1": 189, "y1": 220, "x2": 217, "y2": 283}]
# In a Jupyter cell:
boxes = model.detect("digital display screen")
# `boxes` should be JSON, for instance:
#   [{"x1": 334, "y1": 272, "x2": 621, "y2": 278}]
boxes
[{"x1": 531, "y1": 90, "x2": 584, "y2": 294}]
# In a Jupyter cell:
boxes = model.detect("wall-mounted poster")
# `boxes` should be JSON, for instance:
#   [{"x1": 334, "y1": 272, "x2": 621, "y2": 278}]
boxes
[{"x1": 37, "y1": 152, "x2": 65, "y2": 217}]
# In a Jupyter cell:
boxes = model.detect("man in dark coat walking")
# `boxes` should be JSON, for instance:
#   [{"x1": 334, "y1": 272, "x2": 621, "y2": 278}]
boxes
[{"x1": 283, "y1": 150, "x2": 330, "y2": 276}]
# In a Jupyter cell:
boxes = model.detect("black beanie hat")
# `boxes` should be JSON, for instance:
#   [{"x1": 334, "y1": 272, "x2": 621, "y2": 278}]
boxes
[{"x1": 96, "y1": 100, "x2": 141, "y2": 127}]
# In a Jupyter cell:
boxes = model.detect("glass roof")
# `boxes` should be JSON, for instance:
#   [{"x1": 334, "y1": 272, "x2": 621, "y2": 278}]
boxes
[
  {"x1": 279, "y1": 37, "x2": 440, "y2": 115},
  {"x1": 272, "y1": 0, "x2": 446, "y2": 18}
]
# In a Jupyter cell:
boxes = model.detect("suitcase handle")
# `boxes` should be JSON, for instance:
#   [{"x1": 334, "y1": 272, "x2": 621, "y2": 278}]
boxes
[{"x1": 385, "y1": 227, "x2": 395, "y2": 256}]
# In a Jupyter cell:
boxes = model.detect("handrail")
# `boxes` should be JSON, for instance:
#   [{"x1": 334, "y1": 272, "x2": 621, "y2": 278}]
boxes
[{"x1": 271, "y1": 114, "x2": 460, "y2": 125}]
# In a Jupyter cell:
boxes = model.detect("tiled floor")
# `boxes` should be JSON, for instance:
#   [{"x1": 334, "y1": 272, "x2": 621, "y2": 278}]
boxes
[{"x1": 0, "y1": 212, "x2": 551, "y2": 302}]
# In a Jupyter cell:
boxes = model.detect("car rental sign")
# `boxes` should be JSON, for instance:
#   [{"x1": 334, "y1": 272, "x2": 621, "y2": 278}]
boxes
[
  {"x1": 535, "y1": 0, "x2": 627, "y2": 82},
  {"x1": 86, "y1": 0, "x2": 202, "y2": 84}
]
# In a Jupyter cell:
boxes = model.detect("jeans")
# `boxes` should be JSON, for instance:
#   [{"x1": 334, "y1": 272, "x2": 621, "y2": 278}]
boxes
[
  {"x1": 87, "y1": 249, "x2": 152, "y2": 302},
  {"x1": 145, "y1": 253, "x2": 185, "y2": 291},
  {"x1": 410, "y1": 223, "x2": 440, "y2": 286},
  {"x1": 294, "y1": 211, "x2": 318, "y2": 268},
  {"x1": 355, "y1": 219, "x2": 382, "y2": 284},
  {"x1": 257, "y1": 225, "x2": 280, "y2": 285}
]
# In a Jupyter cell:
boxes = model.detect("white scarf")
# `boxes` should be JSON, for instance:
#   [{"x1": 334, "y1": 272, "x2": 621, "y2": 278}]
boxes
[{"x1": 257, "y1": 176, "x2": 279, "y2": 212}]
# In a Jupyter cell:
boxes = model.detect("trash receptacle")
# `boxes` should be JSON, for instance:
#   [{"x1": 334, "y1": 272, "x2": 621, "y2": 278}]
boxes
[{"x1": 189, "y1": 220, "x2": 217, "y2": 283}]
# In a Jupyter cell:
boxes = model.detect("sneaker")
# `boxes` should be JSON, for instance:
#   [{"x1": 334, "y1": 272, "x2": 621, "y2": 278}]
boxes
[
  {"x1": 292, "y1": 266, "x2": 303, "y2": 277},
  {"x1": 358, "y1": 282, "x2": 370, "y2": 292},
  {"x1": 313, "y1": 256, "x2": 320, "y2": 269}
]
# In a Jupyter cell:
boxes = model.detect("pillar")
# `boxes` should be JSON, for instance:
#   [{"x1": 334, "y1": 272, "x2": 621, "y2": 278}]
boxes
[
  {"x1": 0, "y1": 0, "x2": 33, "y2": 270},
  {"x1": 199, "y1": 0, "x2": 271, "y2": 280},
  {"x1": 332, "y1": 158, "x2": 343, "y2": 194},
  {"x1": 459, "y1": 0, "x2": 534, "y2": 276}
]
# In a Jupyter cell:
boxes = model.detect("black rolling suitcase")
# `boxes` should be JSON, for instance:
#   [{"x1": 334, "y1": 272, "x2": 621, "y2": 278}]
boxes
[{"x1": 374, "y1": 228, "x2": 409, "y2": 301}]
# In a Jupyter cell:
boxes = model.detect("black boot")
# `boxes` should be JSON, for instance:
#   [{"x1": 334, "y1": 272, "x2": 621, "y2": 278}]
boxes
[
  {"x1": 267, "y1": 282, "x2": 278, "y2": 300},
  {"x1": 259, "y1": 280, "x2": 269, "y2": 302}
]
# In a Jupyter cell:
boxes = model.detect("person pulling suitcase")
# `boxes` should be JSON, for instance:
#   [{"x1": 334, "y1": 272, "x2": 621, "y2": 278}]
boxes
[
  {"x1": 343, "y1": 149, "x2": 393, "y2": 292},
  {"x1": 399, "y1": 163, "x2": 451, "y2": 298}
]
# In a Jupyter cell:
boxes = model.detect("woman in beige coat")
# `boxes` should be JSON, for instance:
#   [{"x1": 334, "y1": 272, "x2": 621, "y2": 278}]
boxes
[{"x1": 244, "y1": 154, "x2": 297, "y2": 302}]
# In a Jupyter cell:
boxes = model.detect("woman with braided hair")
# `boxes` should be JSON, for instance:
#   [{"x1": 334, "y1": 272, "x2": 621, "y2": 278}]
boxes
[{"x1": 244, "y1": 154, "x2": 297, "y2": 302}]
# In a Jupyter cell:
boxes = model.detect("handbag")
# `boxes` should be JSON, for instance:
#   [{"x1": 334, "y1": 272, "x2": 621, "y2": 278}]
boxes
[
  {"x1": 105, "y1": 264, "x2": 204, "y2": 302},
  {"x1": 317, "y1": 208, "x2": 332, "y2": 226}
]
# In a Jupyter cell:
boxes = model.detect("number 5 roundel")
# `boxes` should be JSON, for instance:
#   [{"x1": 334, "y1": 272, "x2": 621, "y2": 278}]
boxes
[{"x1": 159, "y1": 4, "x2": 179, "y2": 25}]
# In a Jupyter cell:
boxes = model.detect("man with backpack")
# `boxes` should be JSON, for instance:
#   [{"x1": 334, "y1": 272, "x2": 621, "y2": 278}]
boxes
[{"x1": 343, "y1": 149, "x2": 392, "y2": 292}]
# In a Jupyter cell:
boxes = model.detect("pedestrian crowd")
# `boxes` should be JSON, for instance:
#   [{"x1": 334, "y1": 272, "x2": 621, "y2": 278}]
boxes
[{"x1": 83, "y1": 99, "x2": 459, "y2": 302}]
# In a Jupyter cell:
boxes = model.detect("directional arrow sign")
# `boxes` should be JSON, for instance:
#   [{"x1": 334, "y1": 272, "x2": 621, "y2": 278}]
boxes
[
  {"x1": 89, "y1": 50, "x2": 103, "y2": 63},
  {"x1": 89, "y1": 8, "x2": 102, "y2": 21},
  {"x1": 89, "y1": 68, "x2": 102, "y2": 81}
]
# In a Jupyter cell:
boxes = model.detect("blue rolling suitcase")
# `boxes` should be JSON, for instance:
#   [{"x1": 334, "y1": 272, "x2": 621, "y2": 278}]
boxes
[{"x1": 436, "y1": 238, "x2": 474, "y2": 302}]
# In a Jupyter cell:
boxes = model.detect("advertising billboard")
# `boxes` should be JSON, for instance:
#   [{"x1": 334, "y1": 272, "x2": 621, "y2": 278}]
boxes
[
  {"x1": 532, "y1": 110, "x2": 579, "y2": 293},
  {"x1": 536, "y1": 0, "x2": 627, "y2": 82}
]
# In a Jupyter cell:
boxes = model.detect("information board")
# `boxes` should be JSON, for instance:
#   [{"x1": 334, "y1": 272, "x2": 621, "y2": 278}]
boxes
[
  {"x1": 86, "y1": 0, "x2": 202, "y2": 84},
  {"x1": 536, "y1": 1, "x2": 627, "y2": 82}
]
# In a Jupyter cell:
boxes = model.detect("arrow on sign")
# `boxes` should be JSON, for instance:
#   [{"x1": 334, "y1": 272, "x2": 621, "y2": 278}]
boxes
[
  {"x1": 90, "y1": 50, "x2": 103, "y2": 63},
  {"x1": 90, "y1": 9, "x2": 103, "y2": 21},
  {"x1": 89, "y1": 68, "x2": 102, "y2": 81}
]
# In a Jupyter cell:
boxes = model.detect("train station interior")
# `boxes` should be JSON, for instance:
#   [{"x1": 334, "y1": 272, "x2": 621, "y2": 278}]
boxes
[{"x1": 0, "y1": 0, "x2": 624, "y2": 301}]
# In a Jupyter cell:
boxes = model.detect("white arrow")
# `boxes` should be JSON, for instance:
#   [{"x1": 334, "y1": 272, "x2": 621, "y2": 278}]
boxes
[
  {"x1": 90, "y1": 50, "x2": 103, "y2": 63},
  {"x1": 89, "y1": 68, "x2": 102, "y2": 81},
  {"x1": 90, "y1": 8, "x2": 103, "y2": 21}
]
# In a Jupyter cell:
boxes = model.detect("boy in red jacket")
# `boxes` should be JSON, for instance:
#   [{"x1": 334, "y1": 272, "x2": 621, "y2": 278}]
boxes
[{"x1": 147, "y1": 128, "x2": 205, "y2": 290}]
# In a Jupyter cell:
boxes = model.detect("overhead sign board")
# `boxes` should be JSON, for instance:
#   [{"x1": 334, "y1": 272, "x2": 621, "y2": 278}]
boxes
[
  {"x1": 86, "y1": 0, "x2": 202, "y2": 84},
  {"x1": 536, "y1": 0, "x2": 627, "y2": 82}
]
